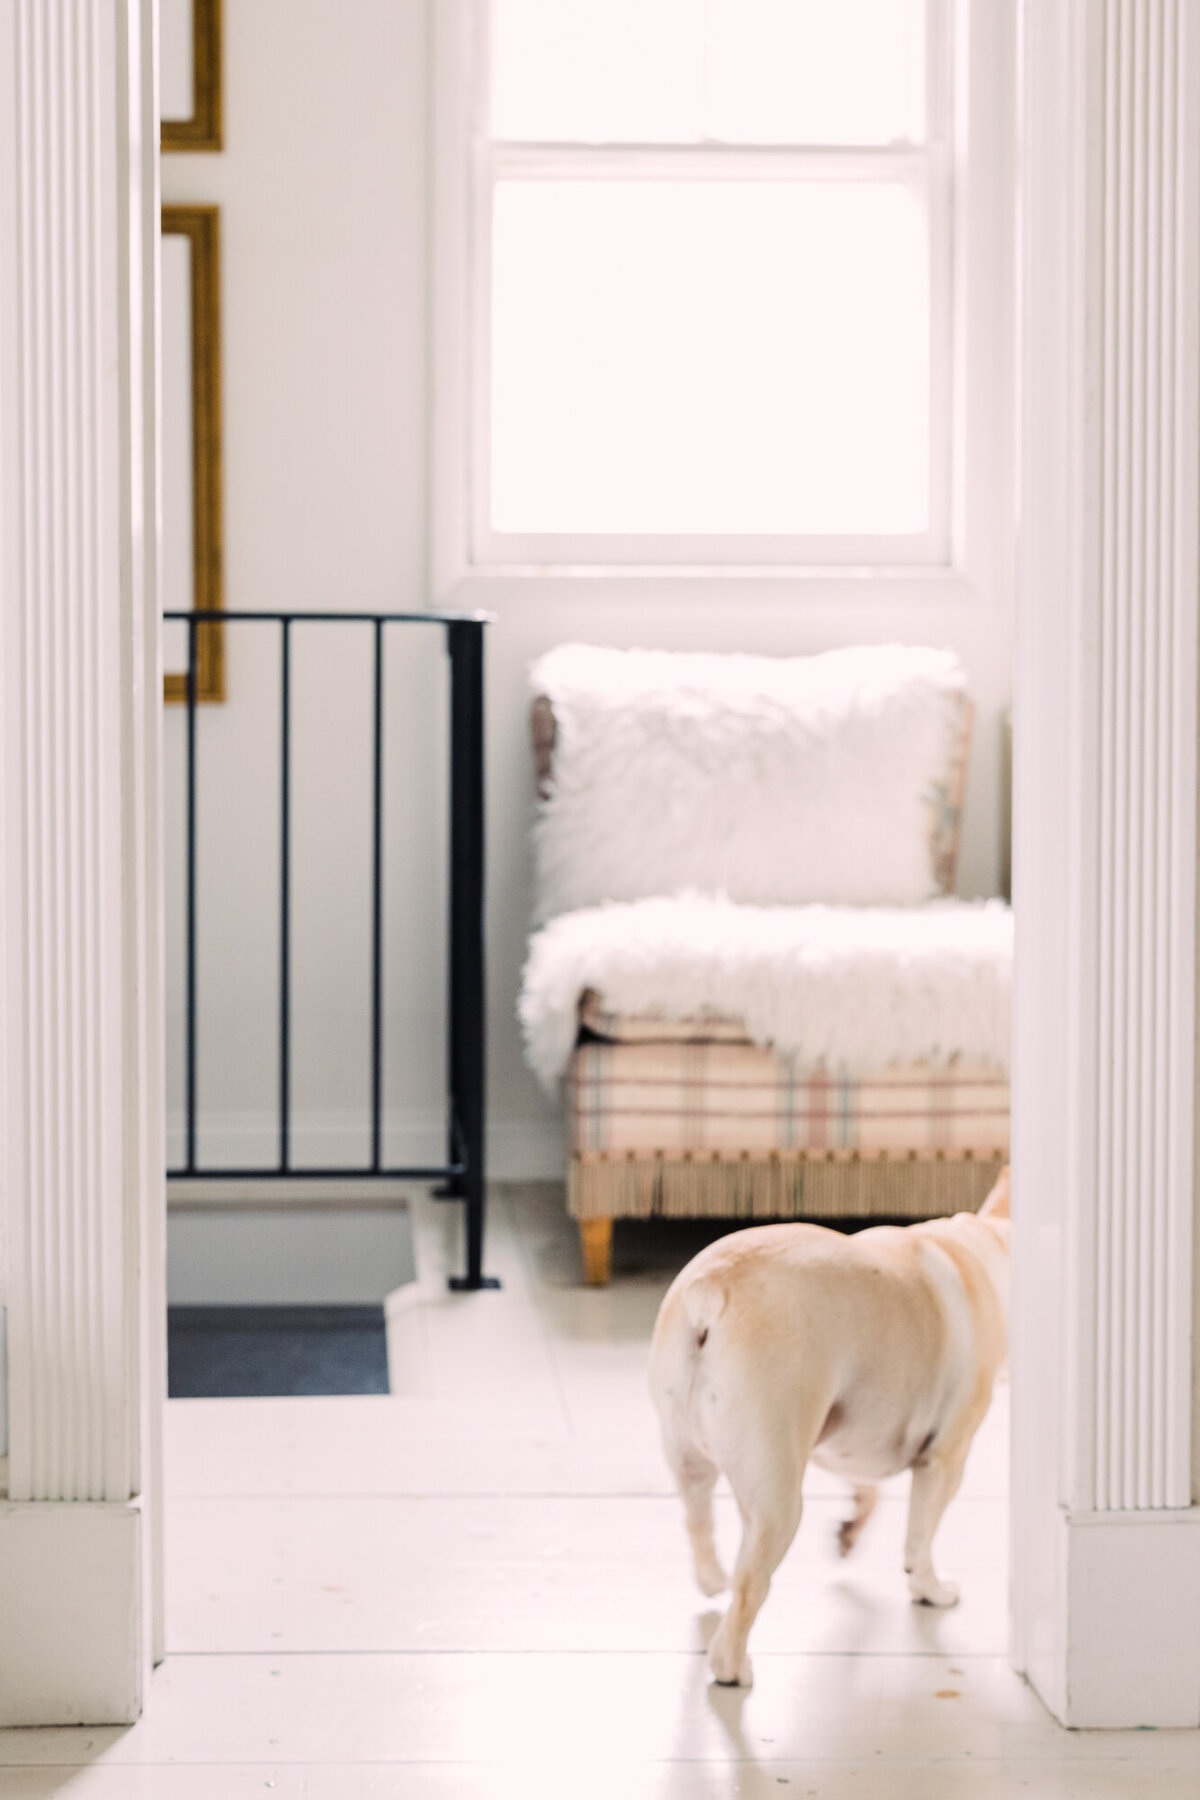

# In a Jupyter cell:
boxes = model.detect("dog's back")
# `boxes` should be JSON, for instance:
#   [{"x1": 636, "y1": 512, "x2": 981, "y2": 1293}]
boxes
[{"x1": 650, "y1": 1221, "x2": 988, "y2": 1486}]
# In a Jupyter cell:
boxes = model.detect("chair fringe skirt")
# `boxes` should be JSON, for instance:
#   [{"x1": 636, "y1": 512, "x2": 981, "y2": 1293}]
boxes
[{"x1": 568, "y1": 1151, "x2": 1006, "y2": 1222}]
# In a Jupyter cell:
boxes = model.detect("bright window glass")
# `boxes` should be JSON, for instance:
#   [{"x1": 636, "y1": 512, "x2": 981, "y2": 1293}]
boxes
[
  {"x1": 490, "y1": 179, "x2": 930, "y2": 535},
  {"x1": 490, "y1": 0, "x2": 927, "y2": 145}
]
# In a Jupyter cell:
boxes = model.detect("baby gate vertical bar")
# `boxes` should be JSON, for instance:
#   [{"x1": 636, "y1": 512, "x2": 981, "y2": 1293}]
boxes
[
  {"x1": 370, "y1": 618, "x2": 384, "y2": 1171},
  {"x1": 185, "y1": 615, "x2": 199, "y2": 1173},
  {"x1": 446, "y1": 619, "x2": 497, "y2": 1290},
  {"x1": 279, "y1": 618, "x2": 292, "y2": 1173}
]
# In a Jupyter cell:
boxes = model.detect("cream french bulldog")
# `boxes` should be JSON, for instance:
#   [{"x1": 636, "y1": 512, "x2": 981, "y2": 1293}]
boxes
[{"x1": 649, "y1": 1168, "x2": 1010, "y2": 1687}]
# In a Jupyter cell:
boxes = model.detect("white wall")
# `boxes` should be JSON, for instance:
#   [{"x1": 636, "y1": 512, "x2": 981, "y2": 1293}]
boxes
[
  {"x1": 160, "y1": 1, "x2": 448, "y2": 1170},
  {"x1": 162, "y1": 0, "x2": 1014, "y2": 1182}
]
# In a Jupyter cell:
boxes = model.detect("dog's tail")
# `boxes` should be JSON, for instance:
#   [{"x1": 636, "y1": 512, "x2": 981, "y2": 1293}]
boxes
[
  {"x1": 649, "y1": 1269, "x2": 730, "y2": 1444},
  {"x1": 649, "y1": 1263, "x2": 733, "y2": 1434},
  {"x1": 979, "y1": 1164, "x2": 1010, "y2": 1220},
  {"x1": 680, "y1": 1272, "x2": 729, "y2": 1343}
]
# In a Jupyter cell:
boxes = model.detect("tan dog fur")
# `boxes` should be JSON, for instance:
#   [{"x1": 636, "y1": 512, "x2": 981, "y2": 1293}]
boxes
[{"x1": 648, "y1": 1167, "x2": 1011, "y2": 1686}]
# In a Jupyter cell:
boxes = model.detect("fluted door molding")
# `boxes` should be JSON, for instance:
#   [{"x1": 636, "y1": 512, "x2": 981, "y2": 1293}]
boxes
[
  {"x1": 1090, "y1": 0, "x2": 1199, "y2": 1516},
  {"x1": 0, "y1": 0, "x2": 162, "y2": 1725},
  {"x1": 1, "y1": 0, "x2": 134, "y2": 1506},
  {"x1": 1012, "y1": 0, "x2": 1200, "y2": 1728}
]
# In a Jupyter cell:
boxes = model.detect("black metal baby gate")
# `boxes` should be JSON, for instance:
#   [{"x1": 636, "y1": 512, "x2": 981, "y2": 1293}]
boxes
[{"x1": 165, "y1": 609, "x2": 498, "y2": 1291}]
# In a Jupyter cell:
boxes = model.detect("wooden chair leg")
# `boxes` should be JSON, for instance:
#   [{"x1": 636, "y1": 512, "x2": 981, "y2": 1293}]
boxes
[{"x1": 579, "y1": 1217, "x2": 613, "y2": 1287}]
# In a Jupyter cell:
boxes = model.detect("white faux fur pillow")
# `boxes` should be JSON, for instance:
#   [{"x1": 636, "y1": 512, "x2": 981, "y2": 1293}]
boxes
[{"x1": 530, "y1": 643, "x2": 970, "y2": 920}]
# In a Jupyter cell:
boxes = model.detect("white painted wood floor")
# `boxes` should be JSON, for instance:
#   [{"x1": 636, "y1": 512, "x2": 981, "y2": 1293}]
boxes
[{"x1": 2, "y1": 1184, "x2": 1199, "y2": 1796}]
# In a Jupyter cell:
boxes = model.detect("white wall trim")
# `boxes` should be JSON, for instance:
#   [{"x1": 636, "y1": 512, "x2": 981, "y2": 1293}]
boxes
[
  {"x1": 0, "y1": 1502, "x2": 143, "y2": 1726},
  {"x1": 1037, "y1": 1508, "x2": 1200, "y2": 1729},
  {"x1": 127, "y1": 0, "x2": 167, "y2": 1671},
  {"x1": 1, "y1": 0, "x2": 130, "y2": 1508},
  {"x1": 1012, "y1": 0, "x2": 1200, "y2": 1725},
  {"x1": 0, "y1": 0, "x2": 161, "y2": 1722},
  {"x1": 1076, "y1": 0, "x2": 1200, "y2": 1517}
]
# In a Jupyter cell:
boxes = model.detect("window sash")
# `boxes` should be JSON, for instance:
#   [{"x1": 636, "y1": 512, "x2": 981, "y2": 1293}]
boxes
[
  {"x1": 485, "y1": 0, "x2": 941, "y2": 150},
  {"x1": 470, "y1": 142, "x2": 952, "y2": 567},
  {"x1": 442, "y1": 0, "x2": 980, "y2": 578}
]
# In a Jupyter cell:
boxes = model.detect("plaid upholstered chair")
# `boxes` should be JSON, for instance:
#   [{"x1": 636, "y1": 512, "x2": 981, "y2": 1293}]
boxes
[{"x1": 522, "y1": 644, "x2": 1011, "y2": 1285}]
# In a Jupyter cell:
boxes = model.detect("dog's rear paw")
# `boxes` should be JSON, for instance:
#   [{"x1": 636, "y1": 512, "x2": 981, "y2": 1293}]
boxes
[
  {"x1": 708, "y1": 1627, "x2": 753, "y2": 1688},
  {"x1": 838, "y1": 1485, "x2": 877, "y2": 1558},
  {"x1": 694, "y1": 1553, "x2": 729, "y2": 1597},
  {"x1": 909, "y1": 1572, "x2": 960, "y2": 1608},
  {"x1": 836, "y1": 1518, "x2": 861, "y2": 1559}
]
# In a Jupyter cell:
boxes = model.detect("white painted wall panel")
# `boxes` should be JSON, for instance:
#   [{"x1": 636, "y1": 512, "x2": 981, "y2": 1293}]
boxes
[
  {"x1": 160, "y1": 2, "x2": 448, "y2": 1173},
  {"x1": 160, "y1": 0, "x2": 194, "y2": 123},
  {"x1": 166, "y1": 1206, "x2": 416, "y2": 1304}
]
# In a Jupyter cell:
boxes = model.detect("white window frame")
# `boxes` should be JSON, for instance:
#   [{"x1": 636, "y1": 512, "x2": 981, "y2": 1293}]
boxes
[{"x1": 431, "y1": 0, "x2": 1014, "y2": 606}]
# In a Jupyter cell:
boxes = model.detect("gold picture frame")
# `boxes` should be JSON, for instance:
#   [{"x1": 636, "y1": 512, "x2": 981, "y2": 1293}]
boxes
[
  {"x1": 161, "y1": 0, "x2": 223, "y2": 153},
  {"x1": 162, "y1": 205, "x2": 225, "y2": 704}
]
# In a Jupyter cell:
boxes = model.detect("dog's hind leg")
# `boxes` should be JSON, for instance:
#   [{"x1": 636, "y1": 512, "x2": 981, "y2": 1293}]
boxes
[
  {"x1": 904, "y1": 1445, "x2": 968, "y2": 1607},
  {"x1": 837, "y1": 1483, "x2": 878, "y2": 1558},
  {"x1": 664, "y1": 1436, "x2": 728, "y2": 1597},
  {"x1": 707, "y1": 1443, "x2": 806, "y2": 1688},
  {"x1": 651, "y1": 1295, "x2": 730, "y2": 1597}
]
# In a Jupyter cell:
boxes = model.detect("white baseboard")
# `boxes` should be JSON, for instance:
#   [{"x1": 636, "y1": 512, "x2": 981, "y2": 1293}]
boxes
[
  {"x1": 1021, "y1": 1506, "x2": 1200, "y2": 1728},
  {"x1": 0, "y1": 1502, "x2": 143, "y2": 1726},
  {"x1": 166, "y1": 1110, "x2": 565, "y2": 1184}
]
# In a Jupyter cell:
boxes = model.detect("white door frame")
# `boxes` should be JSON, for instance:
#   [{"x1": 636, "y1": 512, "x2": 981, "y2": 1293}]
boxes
[
  {"x1": 1011, "y1": 0, "x2": 1200, "y2": 1727},
  {"x1": 0, "y1": 0, "x2": 164, "y2": 1723},
  {"x1": 0, "y1": 0, "x2": 1197, "y2": 1731}
]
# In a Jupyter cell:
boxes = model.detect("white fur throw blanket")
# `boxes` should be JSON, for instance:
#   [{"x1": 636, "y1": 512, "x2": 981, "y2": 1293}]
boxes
[
  {"x1": 520, "y1": 894, "x2": 1013, "y2": 1091},
  {"x1": 530, "y1": 642, "x2": 968, "y2": 920}
]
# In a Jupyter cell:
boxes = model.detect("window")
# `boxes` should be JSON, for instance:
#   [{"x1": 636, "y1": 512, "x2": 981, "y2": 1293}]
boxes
[{"x1": 433, "y1": 0, "x2": 1012, "y2": 587}]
